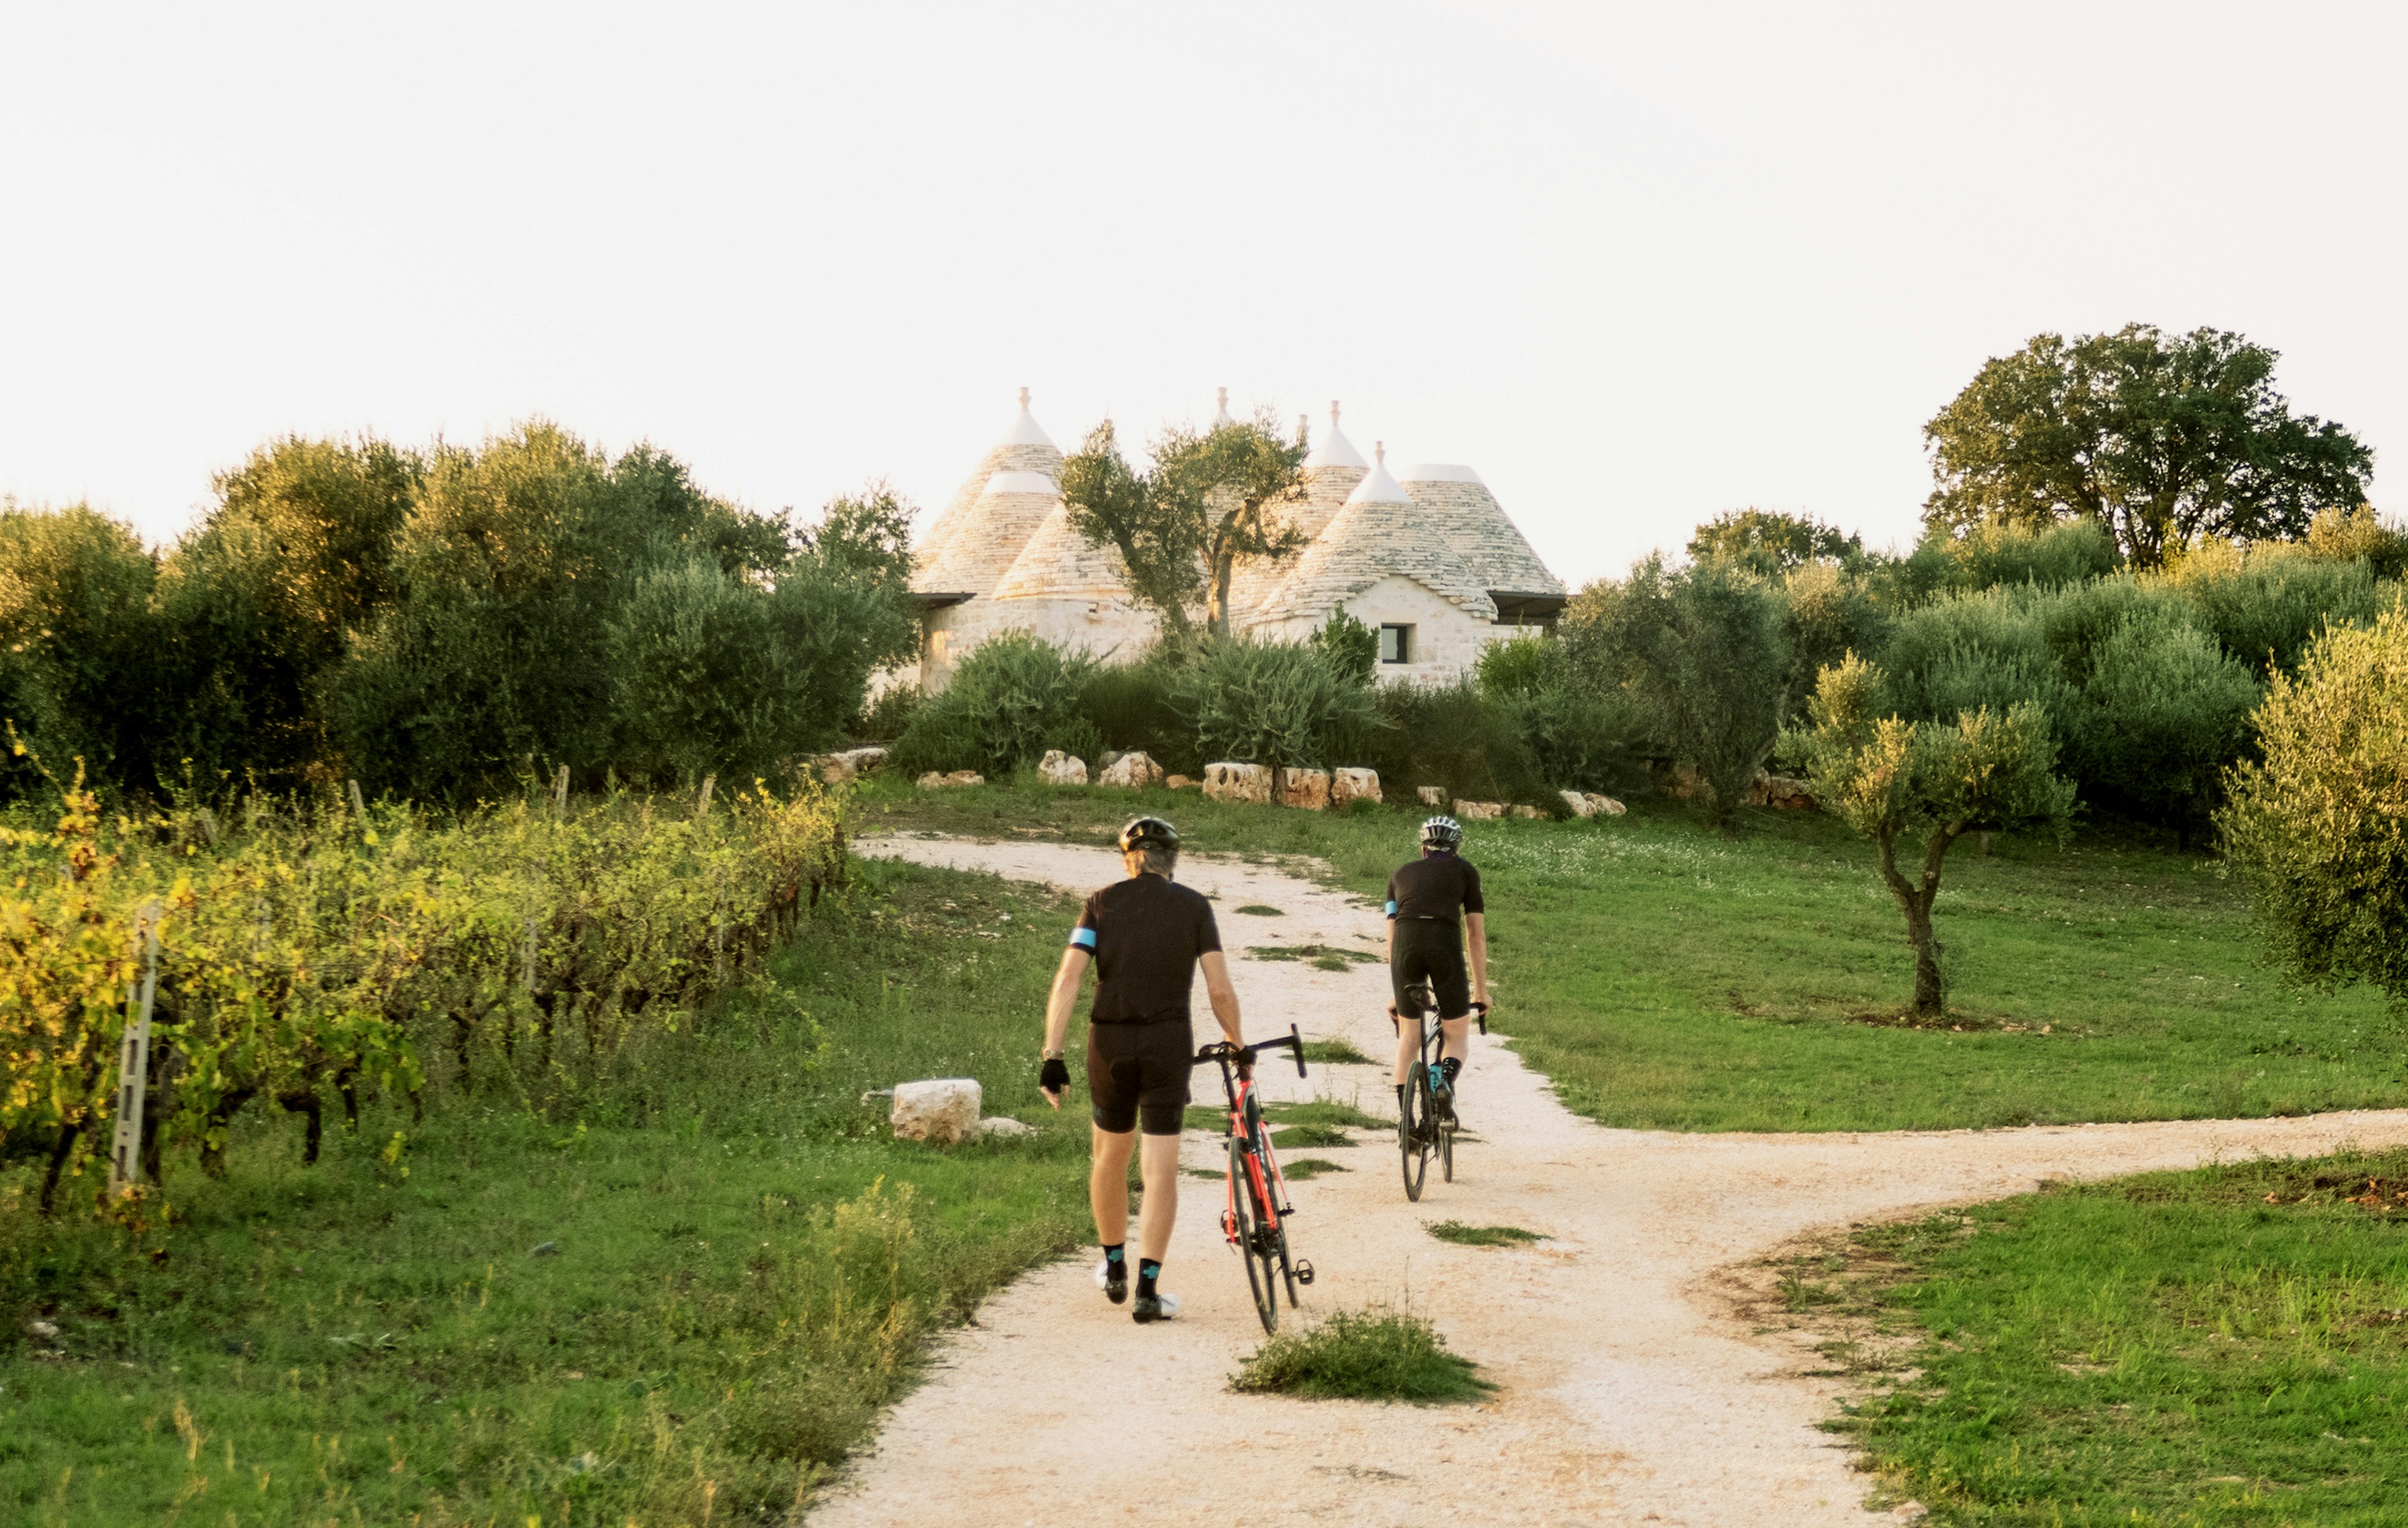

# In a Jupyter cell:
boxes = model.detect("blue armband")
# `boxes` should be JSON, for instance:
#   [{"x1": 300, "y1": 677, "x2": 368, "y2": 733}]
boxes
[
  {"x1": 1069, "y1": 927, "x2": 1097, "y2": 950},
  {"x1": 1384, "y1": 900, "x2": 1398, "y2": 917}
]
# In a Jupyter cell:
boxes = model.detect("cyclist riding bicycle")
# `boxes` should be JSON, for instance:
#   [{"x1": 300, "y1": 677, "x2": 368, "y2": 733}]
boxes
[
  {"x1": 1038, "y1": 816, "x2": 1249, "y2": 1324},
  {"x1": 1386, "y1": 815, "x2": 1490, "y2": 1123}
]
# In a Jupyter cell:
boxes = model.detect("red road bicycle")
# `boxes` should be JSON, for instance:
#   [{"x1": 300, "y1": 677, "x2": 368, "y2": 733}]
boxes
[{"x1": 1194, "y1": 1026, "x2": 1316, "y2": 1333}]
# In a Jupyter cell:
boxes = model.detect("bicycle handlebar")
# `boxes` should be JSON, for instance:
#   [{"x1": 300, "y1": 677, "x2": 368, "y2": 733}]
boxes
[
  {"x1": 1471, "y1": 1001, "x2": 1489, "y2": 1036},
  {"x1": 1194, "y1": 1023, "x2": 1309, "y2": 1078}
]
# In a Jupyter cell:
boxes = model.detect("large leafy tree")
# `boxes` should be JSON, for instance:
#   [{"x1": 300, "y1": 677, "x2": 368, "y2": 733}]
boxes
[
  {"x1": 2219, "y1": 601, "x2": 2408, "y2": 1009},
  {"x1": 1687, "y1": 508, "x2": 1864, "y2": 574},
  {"x1": 0, "y1": 504, "x2": 161, "y2": 799},
  {"x1": 1797, "y1": 655, "x2": 2076, "y2": 1016},
  {"x1": 1059, "y1": 412, "x2": 1307, "y2": 640},
  {"x1": 150, "y1": 435, "x2": 423, "y2": 786},
  {"x1": 1923, "y1": 324, "x2": 2374, "y2": 569}
]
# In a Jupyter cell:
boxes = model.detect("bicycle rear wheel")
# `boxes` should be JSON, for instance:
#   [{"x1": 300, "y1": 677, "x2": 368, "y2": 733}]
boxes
[
  {"x1": 1229, "y1": 1138, "x2": 1278, "y2": 1332},
  {"x1": 1400, "y1": 1068, "x2": 1432, "y2": 1202}
]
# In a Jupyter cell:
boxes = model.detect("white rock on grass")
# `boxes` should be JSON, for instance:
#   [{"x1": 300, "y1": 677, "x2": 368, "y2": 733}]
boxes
[
  {"x1": 1510, "y1": 804, "x2": 1546, "y2": 819},
  {"x1": 1097, "y1": 751, "x2": 1164, "y2": 789},
  {"x1": 1203, "y1": 761, "x2": 1271, "y2": 804},
  {"x1": 1417, "y1": 785, "x2": 1447, "y2": 807},
  {"x1": 1274, "y1": 767, "x2": 1331, "y2": 811},
  {"x1": 1454, "y1": 799, "x2": 1506, "y2": 820},
  {"x1": 916, "y1": 770, "x2": 985, "y2": 789},
  {"x1": 818, "y1": 746, "x2": 889, "y2": 784},
  {"x1": 1038, "y1": 750, "x2": 1089, "y2": 786},
  {"x1": 1332, "y1": 767, "x2": 1381, "y2": 808},
  {"x1": 1561, "y1": 790, "x2": 1629, "y2": 818},
  {"x1": 976, "y1": 1117, "x2": 1037, "y2": 1139},
  {"x1": 891, "y1": 1078, "x2": 983, "y2": 1144}
]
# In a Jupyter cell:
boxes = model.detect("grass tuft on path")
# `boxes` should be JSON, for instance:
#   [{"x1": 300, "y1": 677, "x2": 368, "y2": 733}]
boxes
[
  {"x1": 1231, "y1": 1309, "x2": 1494, "y2": 1403},
  {"x1": 1426, "y1": 1221, "x2": 1543, "y2": 1247},
  {"x1": 1300, "y1": 1038, "x2": 1372, "y2": 1065},
  {"x1": 1784, "y1": 1149, "x2": 2408, "y2": 1525}
]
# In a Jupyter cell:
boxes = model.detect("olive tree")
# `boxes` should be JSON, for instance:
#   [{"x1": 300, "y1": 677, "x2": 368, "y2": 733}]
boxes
[
  {"x1": 2219, "y1": 601, "x2": 2408, "y2": 1008},
  {"x1": 1797, "y1": 655, "x2": 2076, "y2": 1016},
  {"x1": 1059, "y1": 412, "x2": 1307, "y2": 640}
]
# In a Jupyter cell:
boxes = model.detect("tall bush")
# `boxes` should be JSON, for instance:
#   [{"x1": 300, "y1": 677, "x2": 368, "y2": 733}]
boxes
[
  {"x1": 0, "y1": 505, "x2": 161, "y2": 803},
  {"x1": 2219, "y1": 599, "x2": 2408, "y2": 1008},
  {"x1": 2063, "y1": 613, "x2": 2261, "y2": 846},
  {"x1": 1565, "y1": 556, "x2": 1794, "y2": 821},
  {"x1": 1174, "y1": 637, "x2": 1376, "y2": 769},
  {"x1": 890, "y1": 632, "x2": 1098, "y2": 776}
]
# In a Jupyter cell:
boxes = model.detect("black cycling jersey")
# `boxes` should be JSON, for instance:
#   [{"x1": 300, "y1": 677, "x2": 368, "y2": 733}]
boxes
[
  {"x1": 1385, "y1": 851, "x2": 1484, "y2": 925},
  {"x1": 1069, "y1": 873, "x2": 1222, "y2": 1025}
]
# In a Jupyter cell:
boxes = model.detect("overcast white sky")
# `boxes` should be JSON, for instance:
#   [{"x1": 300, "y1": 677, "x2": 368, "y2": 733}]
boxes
[{"x1": 3, "y1": 3, "x2": 2400, "y2": 587}]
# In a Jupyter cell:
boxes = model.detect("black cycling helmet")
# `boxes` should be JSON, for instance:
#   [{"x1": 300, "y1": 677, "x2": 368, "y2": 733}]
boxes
[
  {"x1": 1420, "y1": 814, "x2": 1462, "y2": 850},
  {"x1": 1118, "y1": 816, "x2": 1181, "y2": 853}
]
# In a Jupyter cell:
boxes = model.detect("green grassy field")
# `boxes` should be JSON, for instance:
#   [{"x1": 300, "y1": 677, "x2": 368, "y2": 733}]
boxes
[
  {"x1": 0, "y1": 858, "x2": 1088, "y2": 1526},
  {"x1": 862, "y1": 776, "x2": 2403, "y2": 1132},
  {"x1": 1782, "y1": 1151, "x2": 2408, "y2": 1525}
]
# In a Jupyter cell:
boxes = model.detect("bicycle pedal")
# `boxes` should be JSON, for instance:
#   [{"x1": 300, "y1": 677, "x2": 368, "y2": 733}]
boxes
[{"x1": 1294, "y1": 1260, "x2": 1315, "y2": 1285}]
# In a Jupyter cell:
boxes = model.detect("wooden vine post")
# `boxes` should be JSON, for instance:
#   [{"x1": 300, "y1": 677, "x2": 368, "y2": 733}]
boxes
[{"x1": 108, "y1": 898, "x2": 164, "y2": 1199}]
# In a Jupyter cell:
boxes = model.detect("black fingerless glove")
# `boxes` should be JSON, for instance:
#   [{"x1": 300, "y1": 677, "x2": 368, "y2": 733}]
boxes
[{"x1": 1040, "y1": 1056, "x2": 1071, "y2": 1093}]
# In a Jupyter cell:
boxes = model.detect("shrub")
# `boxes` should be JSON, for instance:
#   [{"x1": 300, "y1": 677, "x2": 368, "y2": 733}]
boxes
[
  {"x1": 1077, "y1": 649, "x2": 1198, "y2": 771},
  {"x1": 890, "y1": 632, "x2": 1097, "y2": 776},
  {"x1": 1230, "y1": 1308, "x2": 1493, "y2": 1402},
  {"x1": 2304, "y1": 505, "x2": 2408, "y2": 581},
  {"x1": 2165, "y1": 542, "x2": 2387, "y2": 676},
  {"x1": 2219, "y1": 598, "x2": 2408, "y2": 1008},
  {"x1": 0, "y1": 504, "x2": 161, "y2": 803},
  {"x1": 1943, "y1": 518, "x2": 2121, "y2": 590},
  {"x1": 1309, "y1": 610, "x2": 1378, "y2": 686},
  {"x1": 1173, "y1": 637, "x2": 1376, "y2": 769},
  {"x1": 853, "y1": 682, "x2": 924, "y2": 743},
  {"x1": 1565, "y1": 556, "x2": 1795, "y2": 821},
  {"x1": 2063, "y1": 612, "x2": 2261, "y2": 846},
  {"x1": 1359, "y1": 678, "x2": 1543, "y2": 807}
]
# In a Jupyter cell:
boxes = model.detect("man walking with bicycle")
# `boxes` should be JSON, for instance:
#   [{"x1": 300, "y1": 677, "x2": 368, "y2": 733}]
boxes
[
  {"x1": 1038, "y1": 816, "x2": 1249, "y2": 1324},
  {"x1": 1387, "y1": 816, "x2": 1490, "y2": 1123}
]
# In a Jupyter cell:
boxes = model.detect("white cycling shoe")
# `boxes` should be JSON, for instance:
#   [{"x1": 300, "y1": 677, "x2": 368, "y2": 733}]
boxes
[{"x1": 1133, "y1": 1290, "x2": 1180, "y2": 1324}]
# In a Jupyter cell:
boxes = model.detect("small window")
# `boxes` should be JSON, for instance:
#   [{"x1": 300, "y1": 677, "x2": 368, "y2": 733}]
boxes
[{"x1": 1378, "y1": 624, "x2": 1413, "y2": 665}]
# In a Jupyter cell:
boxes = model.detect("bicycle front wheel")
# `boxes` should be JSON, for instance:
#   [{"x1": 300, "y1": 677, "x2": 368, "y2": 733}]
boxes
[
  {"x1": 1229, "y1": 1138, "x2": 1278, "y2": 1332},
  {"x1": 1440, "y1": 1114, "x2": 1455, "y2": 1183},
  {"x1": 1400, "y1": 1070, "x2": 1431, "y2": 1202}
]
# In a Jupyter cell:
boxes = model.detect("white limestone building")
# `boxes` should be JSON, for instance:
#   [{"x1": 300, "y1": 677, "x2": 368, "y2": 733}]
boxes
[{"x1": 909, "y1": 391, "x2": 1566, "y2": 688}]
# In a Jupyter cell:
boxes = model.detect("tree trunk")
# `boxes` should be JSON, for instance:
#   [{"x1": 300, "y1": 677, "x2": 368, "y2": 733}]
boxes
[
  {"x1": 1207, "y1": 545, "x2": 1234, "y2": 641},
  {"x1": 1905, "y1": 898, "x2": 1945, "y2": 1016},
  {"x1": 1875, "y1": 826, "x2": 1958, "y2": 1018}
]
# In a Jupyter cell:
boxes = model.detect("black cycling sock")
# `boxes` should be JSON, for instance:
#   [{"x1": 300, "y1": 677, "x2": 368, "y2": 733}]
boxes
[
  {"x1": 1138, "y1": 1259, "x2": 1162, "y2": 1299},
  {"x1": 1102, "y1": 1243, "x2": 1126, "y2": 1278}
]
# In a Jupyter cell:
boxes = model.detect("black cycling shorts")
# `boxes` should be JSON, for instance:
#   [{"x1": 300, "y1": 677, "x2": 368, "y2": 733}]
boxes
[
  {"x1": 1087, "y1": 1019, "x2": 1192, "y2": 1135},
  {"x1": 1391, "y1": 920, "x2": 1472, "y2": 1021}
]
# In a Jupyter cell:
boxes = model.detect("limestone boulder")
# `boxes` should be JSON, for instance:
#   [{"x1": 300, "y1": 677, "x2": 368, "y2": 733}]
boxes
[
  {"x1": 1203, "y1": 761, "x2": 1271, "y2": 805},
  {"x1": 890, "y1": 1078, "x2": 983, "y2": 1144},
  {"x1": 1332, "y1": 767, "x2": 1381, "y2": 808},
  {"x1": 976, "y1": 1116, "x2": 1037, "y2": 1140},
  {"x1": 1166, "y1": 774, "x2": 1199, "y2": 791},
  {"x1": 1038, "y1": 750, "x2": 1089, "y2": 786},
  {"x1": 916, "y1": 770, "x2": 985, "y2": 789},
  {"x1": 818, "y1": 746, "x2": 889, "y2": 784},
  {"x1": 1744, "y1": 771, "x2": 1817, "y2": 810},
  {"x1": 1453, "y1": 799, "x2": 1505, "y2": 820},
  {"x1": 1509, "y1": 803, "x2": 1546, "y2": 819},
  {"x1": 1568, "y1": 791, "x2": 1627, "y2": 817},
  {"x1": 1098, "y1": 751, "x2": 1164, "y2": 789},
  {"x1": 1275, "y1": 767, "x2": 1331, "y2": 810},
  {"x1": 1417, "y1": 785, "x2": 1447, "y2": 808}
]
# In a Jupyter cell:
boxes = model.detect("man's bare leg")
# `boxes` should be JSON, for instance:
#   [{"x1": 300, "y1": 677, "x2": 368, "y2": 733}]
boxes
[
  {"x1": 1137, "y1": 1132, "x2": 1180, "y2": 1261},
  {"x1": 1090, "y1": 1125, "x2": 1136, "y2": 1244}
]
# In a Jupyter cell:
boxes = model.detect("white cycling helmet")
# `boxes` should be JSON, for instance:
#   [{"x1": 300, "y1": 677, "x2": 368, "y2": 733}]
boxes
[{"x1": 1420, "y1": 815, "x2": 1462, "y2": 850}]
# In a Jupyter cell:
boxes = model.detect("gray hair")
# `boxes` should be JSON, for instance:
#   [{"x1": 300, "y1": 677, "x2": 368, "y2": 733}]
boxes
[{"x1": 1124, "y1": 841, "x2": 1178, "y2": 877}]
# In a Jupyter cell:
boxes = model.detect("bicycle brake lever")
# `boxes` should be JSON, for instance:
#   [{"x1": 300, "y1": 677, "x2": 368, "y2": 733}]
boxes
[{"x1": 1289, "y1": 1023, "x2": 1307, "y2": 1077}]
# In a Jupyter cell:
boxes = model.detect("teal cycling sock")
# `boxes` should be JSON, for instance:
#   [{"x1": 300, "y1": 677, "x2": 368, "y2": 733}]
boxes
[
  {"x1": 1102, "y1": 1243, "x2": 1126, "y2": 1272},
  {"x1": 1138, "y1": 1259, "x2": 1161, "y2": 1299}
]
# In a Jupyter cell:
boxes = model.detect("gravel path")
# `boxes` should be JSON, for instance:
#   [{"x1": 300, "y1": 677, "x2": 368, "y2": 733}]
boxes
[{"x1": 817, "y1": 835, "x2": 2408, "y2": 1528}]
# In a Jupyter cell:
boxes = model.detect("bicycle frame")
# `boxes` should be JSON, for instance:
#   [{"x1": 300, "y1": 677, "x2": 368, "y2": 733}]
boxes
[{"x1": 1195, "y1": 1025, "x2": 1313, "y2": 1330}]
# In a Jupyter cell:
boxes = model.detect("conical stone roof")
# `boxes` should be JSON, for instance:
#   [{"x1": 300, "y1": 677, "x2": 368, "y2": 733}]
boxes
[
  {"x1": 916, "y1": 471, "x2": 1064, "y2": 597},
  {"x1": 1256, "y1": 445, "x2": 1496, "y2": 624},
  {"x1": 914, "y1": 388, "x2": 1063, "y2": 587},
  {"x1": 991, "y1": 503, "x2": 1133, "y2": 601},
  {"x1": 1397, "y1": 463, "x2": 1564, "y2": 595},
  {"x1": 1228, "y1": 402, "x2": 1365, "y2": 619}
]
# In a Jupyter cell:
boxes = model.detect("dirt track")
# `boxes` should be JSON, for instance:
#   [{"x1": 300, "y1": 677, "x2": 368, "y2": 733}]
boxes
[{"x1": 816, "y1": 835, "x2": 2408, "y2": 1528}]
